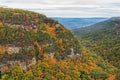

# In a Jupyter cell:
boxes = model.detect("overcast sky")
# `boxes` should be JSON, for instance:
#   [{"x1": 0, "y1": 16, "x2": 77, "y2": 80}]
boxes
[{"x1": 0, "y1": 0, "x2": 120, "y2": 18}]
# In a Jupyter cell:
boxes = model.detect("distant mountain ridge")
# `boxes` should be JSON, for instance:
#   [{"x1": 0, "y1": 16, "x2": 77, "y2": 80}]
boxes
[
  {"x1": 73, "y1": 17, "x2": 120, "y2": 69},
  {"x1": 52, "y1": 17, "x2": 107, "y2": 30},
  {"x1": 73, "y1": 17, "x2": 120, "y2": 79}
]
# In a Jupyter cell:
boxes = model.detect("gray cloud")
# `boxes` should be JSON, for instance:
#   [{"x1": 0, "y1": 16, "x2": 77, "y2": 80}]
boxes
[{"x1": 0, "y1": 0, "x2": 120, "y2": 17}]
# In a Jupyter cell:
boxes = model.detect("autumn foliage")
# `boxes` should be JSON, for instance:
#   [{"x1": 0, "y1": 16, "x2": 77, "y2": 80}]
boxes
[{"x1": 0, "y1": 7, "x2": 118, "y2": 80}]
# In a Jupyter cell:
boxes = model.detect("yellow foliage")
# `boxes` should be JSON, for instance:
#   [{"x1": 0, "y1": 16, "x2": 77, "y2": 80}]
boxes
[
  {"x1": 33, "y1": 29, "x2": 37, "y2": 33},
  {"x1": 34, "y1": 18, "x2": 39, "y2": 23},
  {"x1": 24, "y1": 69, "x2": 32, "y2": 77},
  {"x1": 12, "y1": 65, "x2": 23, "y2": 80},
  {"x1": 0, "y1": 29, "x2": 4, "y2": 34},
  {"x1": 57, "y1": 39, "x2": 65, "y2": 51},
  {"x1": 43, "y1": 54, "x2": 49, "y2": 60},
  {"x1": 34, "y1": 41, "x2": 40, "y2": 48},
  {"x1": 0, "y1": 21, "x2": 3, "y2": 27},
  {"x1": 81, "y1": 47, "x2": 87, "y2": 56},
  {"x1": 51, "y1": 76, "x2": 57, "y2": 80},
  {"x1": 36, "y1": 69, "x2": 43, "y2": 77},
  {"x1": 44, "y1": 24, "x2": 56, "y2": 37},
  {"x1": 4, "y1": 66, "x2": 10, "y2": 73},
  {"x1": 65, "y1": 75, "x2": 71, "y2": 80},
  {"x1": 13, "y1": 12, "x2": 19, "y2": 15},
  {"x1": 48, "y1": 58, "x2": 57, "y2": 65}
]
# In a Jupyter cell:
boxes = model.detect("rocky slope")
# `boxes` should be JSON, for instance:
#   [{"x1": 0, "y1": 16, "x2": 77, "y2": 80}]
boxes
[
  {"x1": 0, "y1": 7, "x2": 81, "y2": 72},
  {"x1": 0, "y1": 8, "x2": 117, "y2": 80}
]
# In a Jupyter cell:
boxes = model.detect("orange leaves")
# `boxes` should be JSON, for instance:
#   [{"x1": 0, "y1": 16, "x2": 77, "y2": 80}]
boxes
[
  {"x1": 107, "y1": 75, "x2": 116, "y2": 80},
  {"x1": 0, "y1": 46, "x2": 6, "y2": 54},
  {"x1": 58, "y1": 39, "x2": 63, "y2": 45},
  {"x1": 48, "y1": 58, "x2": 57, "y2": 65},
  {"x1": 24, "y1": 69, "x2": 33, "y2": 77},
  {"x1": 43, "y1": 24, "x2": 56, "y2": 37},
  {"x1": 43, "y1": 54, "x2": 57, "y2": 65},
  {"x1": 51, "y1": 76, "x2": 57, "y2": 80}
]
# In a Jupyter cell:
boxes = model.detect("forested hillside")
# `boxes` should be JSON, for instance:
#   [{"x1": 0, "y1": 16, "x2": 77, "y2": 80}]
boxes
[
  {"x1": 0, "y1": 7, "x2": 81, "y2": 59},
  {"x1": 73, "y1": 17, "x2": 120, "y2": 79},
  {"x1": 0, "y1": 8, "x2": 117, "y2": 80}
]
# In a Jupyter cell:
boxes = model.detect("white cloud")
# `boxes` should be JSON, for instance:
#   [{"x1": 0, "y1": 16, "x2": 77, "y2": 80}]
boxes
[{"x1": 0, "y1": 0, "x2": 120, "y2": 17}]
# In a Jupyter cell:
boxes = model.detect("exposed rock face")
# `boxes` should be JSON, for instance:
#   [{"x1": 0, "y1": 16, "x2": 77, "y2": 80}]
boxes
[
  {"x1": 67, "y1": 48, "x2": 82, "y2": 58},
  {"x1": 0, "y1": 44, "x2": 35, "y2": 73},
  {"x1": 0, "y1": 45, "x2": 21, "y2": 54},
  {"x1": 0, "y1": 57, "x2": 36, "y2": 73},
  {"x1": 116, "y1": 28, "x2": 120, "y2": 36},
  {"x1": 0, "y1": 8, "x2": 81, "y2": 75},
  {"x1": 7, "y1": 46, "x2": 21, "y2": 54}
]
